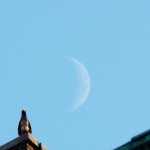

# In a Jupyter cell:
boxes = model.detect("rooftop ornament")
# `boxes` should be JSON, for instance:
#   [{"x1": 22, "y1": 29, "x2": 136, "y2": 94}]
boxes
[{"x1": 18, "y1": 109, "x2": 32, "y2": 136}]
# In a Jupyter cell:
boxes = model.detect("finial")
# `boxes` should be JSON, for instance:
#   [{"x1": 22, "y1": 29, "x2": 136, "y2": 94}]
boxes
[{"x1": 18, "y1": 109, "x2": 32, "y2": 136}]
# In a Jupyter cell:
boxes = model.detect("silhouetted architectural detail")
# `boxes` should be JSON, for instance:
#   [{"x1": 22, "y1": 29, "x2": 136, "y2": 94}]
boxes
[
  {"x1": 18, "y1": 109, "x2": 32, "y2": 136},
  {"x1": 114, "y1": 130, "x2": 150, "y2": 150},
  {"x1": 0, "y1": 132, "x2": 47, "y2": 150},
  {"x1": 0, "y1": 110, "x2": 47, "y2": 150}
]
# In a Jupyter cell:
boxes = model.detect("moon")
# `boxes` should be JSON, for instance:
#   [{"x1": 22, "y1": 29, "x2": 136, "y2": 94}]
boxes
[{"x1": 69, "y1": 57, "x2": 91, "y2": 111}]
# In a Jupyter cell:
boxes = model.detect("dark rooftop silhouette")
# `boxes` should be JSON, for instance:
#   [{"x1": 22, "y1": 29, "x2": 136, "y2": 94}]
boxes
[
  {"x1": 114, "y1": 129, "x2": 150, "y2": 150},
  {"x1": 0, "y1": 110, "x2": 47, "y2": 150}
]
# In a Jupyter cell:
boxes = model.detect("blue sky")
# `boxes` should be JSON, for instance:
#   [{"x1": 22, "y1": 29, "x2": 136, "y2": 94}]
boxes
[{"x1": 0, "y1": 1, "x2": 150, "y2": 150}]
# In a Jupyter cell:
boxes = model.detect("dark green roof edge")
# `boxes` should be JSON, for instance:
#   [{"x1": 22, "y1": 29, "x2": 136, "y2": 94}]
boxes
[{"x1": 114, "y1": 129, "x2": 150, "y2": 150}]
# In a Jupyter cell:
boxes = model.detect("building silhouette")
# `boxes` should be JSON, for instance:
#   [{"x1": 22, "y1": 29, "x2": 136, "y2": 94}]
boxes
[
  {"x1": 0, "y1": 110, "x2": 150, "y2": 150},
  {"x1": 0, "y1": 110, "x2": 47, "y2": 150},
  {"x1": 1, "y1": 130, "x2": 150, "y2": 150},
  {"x1": 115, "y1": 130, "x2": 150, "y2": 150},
  {"x1": 0, "y1": 132, "x2": 47, "y2": 150}
]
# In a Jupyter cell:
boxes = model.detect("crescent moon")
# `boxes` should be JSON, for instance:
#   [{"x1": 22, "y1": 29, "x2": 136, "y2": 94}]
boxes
[{"x1": 69, "y1": 57, "x2": 91, "y2": 111}]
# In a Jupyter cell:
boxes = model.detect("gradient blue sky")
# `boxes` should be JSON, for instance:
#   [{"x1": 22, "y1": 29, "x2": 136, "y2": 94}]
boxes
[{"x1": 0, "y1": 1, "x2": 150, "y2": 150}]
